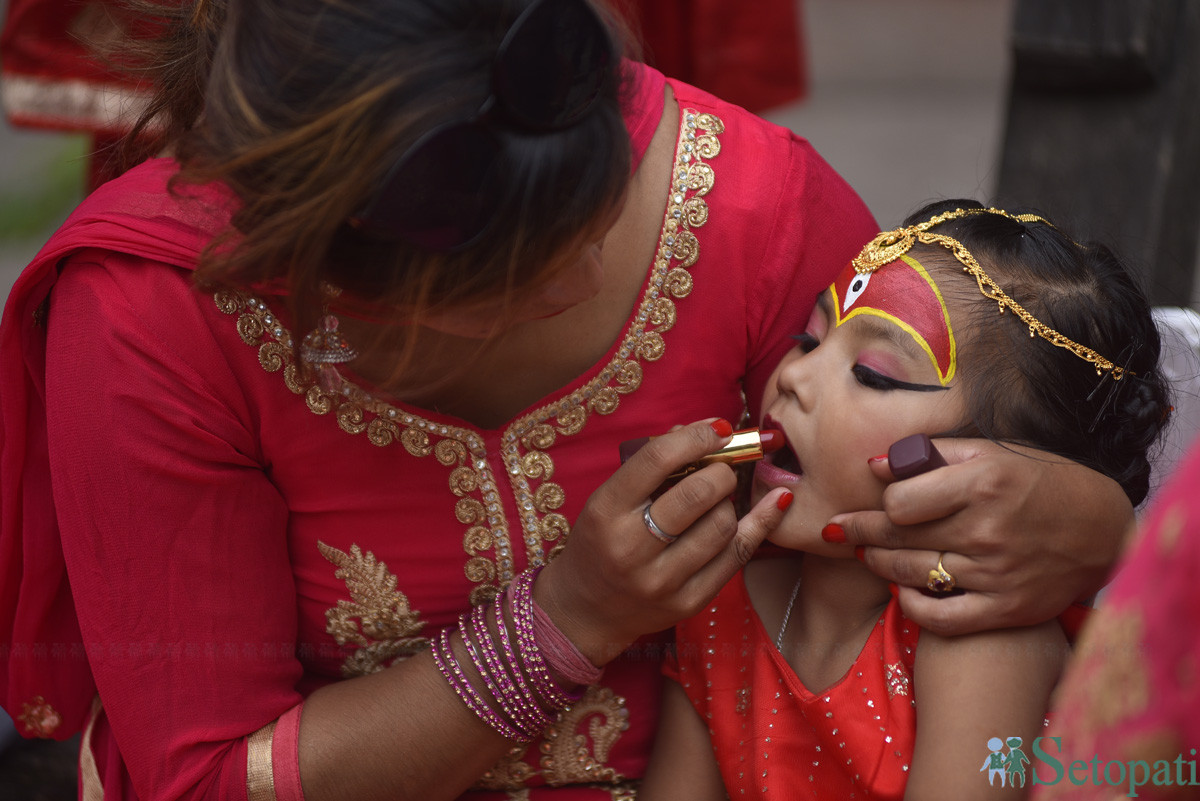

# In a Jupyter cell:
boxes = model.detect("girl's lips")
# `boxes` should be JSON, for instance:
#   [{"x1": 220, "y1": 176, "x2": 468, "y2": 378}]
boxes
[
  {"x1": 760, "y1": 414, "x2": 801, "y2": 475},
  {"x1": 755, "y1": 459, "x2": 801, "y2": 485}
]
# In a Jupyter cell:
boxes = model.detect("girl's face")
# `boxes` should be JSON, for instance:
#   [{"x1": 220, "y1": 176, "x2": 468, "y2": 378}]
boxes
[{"x1": 755, "y1": 256, "x2": 969, "y2": 555}]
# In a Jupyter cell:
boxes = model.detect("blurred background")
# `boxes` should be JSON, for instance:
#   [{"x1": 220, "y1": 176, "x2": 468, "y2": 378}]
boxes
[
  {"x1": 0, "y1": 0, "x2": 1024, "y2": 302},
  {"x1": 1, "y1": 0, "x2": 1197, "y2": 795}
]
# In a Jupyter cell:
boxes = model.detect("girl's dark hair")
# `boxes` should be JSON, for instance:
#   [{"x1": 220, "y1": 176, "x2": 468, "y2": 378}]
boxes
[
  {"x1": 119, "y1": 0, "x2": 633, "y2": 380},
  {"x1": 905, "y1": 199, "x2": 1171, "y2": 506}
]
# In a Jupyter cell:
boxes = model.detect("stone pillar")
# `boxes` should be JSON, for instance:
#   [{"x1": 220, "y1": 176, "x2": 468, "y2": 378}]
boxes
[{"x1": 995, "y1": 0, "x2": 1200, "y2": 306}]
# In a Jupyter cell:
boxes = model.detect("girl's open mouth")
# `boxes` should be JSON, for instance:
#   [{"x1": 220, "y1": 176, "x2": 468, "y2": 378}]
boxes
[{"x1": 760, "y1": 415, "x2": 802, "y2": 482}]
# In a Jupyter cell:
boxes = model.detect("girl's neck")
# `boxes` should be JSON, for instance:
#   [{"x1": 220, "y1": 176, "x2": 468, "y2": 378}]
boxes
[{"x1": 754, "y1": 554, "x2": 891, "y2": 695}]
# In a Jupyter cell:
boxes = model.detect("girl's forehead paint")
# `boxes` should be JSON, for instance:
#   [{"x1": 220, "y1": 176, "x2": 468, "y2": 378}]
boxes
[{"x1": 829, "y1": 254, "x2": 957, "y2": 385}]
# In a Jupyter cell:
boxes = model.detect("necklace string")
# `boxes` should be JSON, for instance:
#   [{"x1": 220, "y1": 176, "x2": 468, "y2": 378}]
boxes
[{"x1": 775, "y1": 576, "x2": 803, "y2": 651}]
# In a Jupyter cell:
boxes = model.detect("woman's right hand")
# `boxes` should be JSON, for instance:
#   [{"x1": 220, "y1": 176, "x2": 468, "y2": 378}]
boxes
[{"x1": 534, "y1": 419, "x2": 792, "y2": 666}]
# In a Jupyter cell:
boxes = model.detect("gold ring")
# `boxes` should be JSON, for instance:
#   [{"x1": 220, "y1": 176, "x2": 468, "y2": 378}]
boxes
[{"x1": 927, "y1": 553, "x2": 956, "y2": 593}]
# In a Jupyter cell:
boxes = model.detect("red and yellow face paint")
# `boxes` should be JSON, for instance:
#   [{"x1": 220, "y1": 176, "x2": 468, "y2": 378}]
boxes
[{"x1": 829, "y1": 254, "x2": 957, "y2": 385}]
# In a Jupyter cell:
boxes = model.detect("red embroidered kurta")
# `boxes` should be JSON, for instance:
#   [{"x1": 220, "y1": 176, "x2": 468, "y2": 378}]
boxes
[
  {"x1": 0, "y1": 63, "x2": 877, "y2": 799},
  {"x1": 668, "y1": 572, "x2": 920, "y2": 800}
]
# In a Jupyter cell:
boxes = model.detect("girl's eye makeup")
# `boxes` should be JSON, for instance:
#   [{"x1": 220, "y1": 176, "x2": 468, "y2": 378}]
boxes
[
  {"x1": 851, "y1": 364, "x2": 948, "y2": 393},
  {"x1": 791, "y1": 333, "x2": 819, "y2": 353}
]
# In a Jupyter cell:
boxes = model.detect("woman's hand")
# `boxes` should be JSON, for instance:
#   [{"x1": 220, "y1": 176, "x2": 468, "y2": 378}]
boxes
[
  {"x1": 535, "y1": 419, "x2": 792, "y2": 665},
  {"x1": 830, "y1": 438, "x2": 1134, "y2": 636}
]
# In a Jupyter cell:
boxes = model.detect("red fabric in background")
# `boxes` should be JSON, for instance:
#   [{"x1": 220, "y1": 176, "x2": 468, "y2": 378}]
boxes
[
  {"x1": 0, "y1": 0, "x2": 158, "y2": 188},
  {"x1": 0, "y1": 0, "x2": 137, "y2": 91},
  {"x1": 1033, "y1": 438, "x2": 1200, "y2": 799},
  {"x1": 613, "y1": 0, "x2": 807, "y2": 113},
  {"x1": 3, "y1": 0, "x2": 809, "y2": 190}
]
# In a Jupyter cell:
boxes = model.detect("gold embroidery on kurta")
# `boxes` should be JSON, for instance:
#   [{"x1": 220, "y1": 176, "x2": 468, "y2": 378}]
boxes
[
  {"x1": 539, "y1": 686, "x2": 630, "y2": 785},
  {"x1": 884, "y1": 663, "x2": 910, "y2": 698},
  {"x1": 500, "y1": 108, "x2": 721, "y2": 573},
  {"x1": 217, "y1": 285, "x2": 518, "y2": 605},
  {"x1": 317, "y1": 541, "x2": 430, "y2": 676},
  {"x1": 218, "y1": 107, "x2": 723, "y2": 786},
  {"x1": 472, "y1": 685, "x2": 631, "y2": 790},
  {"x1": 474, "y1": 745, "x2": 541, "y2": 791},
  {"x1": 216, "y1": 107, "x2": 722, "y2": 595}
]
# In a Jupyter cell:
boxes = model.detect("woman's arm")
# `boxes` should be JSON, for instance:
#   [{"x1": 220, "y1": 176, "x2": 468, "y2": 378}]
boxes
[
  {"x1": 905, "y1": 620, "x2": 1069, "y2": 799},
  {"x1": 833, "y1": 439, "x2": 1132, "y2": 636},
  {"x1": 638, "y1": 678, "x2": 729, "y2": 801},
  {"x1": 302, "y1": 419, "x2": 791, "y2": 800}
]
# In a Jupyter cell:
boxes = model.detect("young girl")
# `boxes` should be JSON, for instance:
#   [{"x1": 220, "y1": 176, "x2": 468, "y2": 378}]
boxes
[{"x1": 639, "y1": 200, "x2": 1173, "y2": 800}]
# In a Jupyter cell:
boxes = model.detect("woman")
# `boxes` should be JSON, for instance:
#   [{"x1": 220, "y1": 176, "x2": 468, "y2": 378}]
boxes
[{"x1": 0, "y1": 1, "x2": 1131, "y2": 798}]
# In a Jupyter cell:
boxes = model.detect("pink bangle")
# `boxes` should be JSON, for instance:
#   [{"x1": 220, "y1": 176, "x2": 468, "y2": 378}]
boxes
[
  {"x1": 510, "y1": 569, "x2": 582, "y2": 707},
  {"x1": 485, "y1": 597, "x2": 554, "y2": 733},
  {"x1": 432, "y1": 569, "x2": 596, "y2": 742},
  {"x1": 456, "y1": 610, "x2": 522, "y2": 732},
  {"x1": 431, "y1": 626, "x2": 524, "y2": 742},
  {"x1": 532, "y1": 599, "x2": 603, "y2": 687},
  {"x1": 463, "y1": 604, "x2": 552, "y2": 739}
]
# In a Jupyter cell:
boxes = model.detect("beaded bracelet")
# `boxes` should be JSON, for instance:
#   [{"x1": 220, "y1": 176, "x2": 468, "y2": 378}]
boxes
[
  {"x1": 431, "y1": 626, "x2": 525, "y2": 742},
  {"x1": 509, "y1": 568, "x2": 583, "y2": 708},
  {"x1": 432, "y1": 567, "x2": 603, "y2": 743},
  {"x1": 463, "y1": 604, "x2": 552, "y2": 739},
  {"x1": 455, "y1": 609, "x2": 528, "y2": 737},
  {"x1": 486, "y1": 596, "x2": 555, "y2": 734}
]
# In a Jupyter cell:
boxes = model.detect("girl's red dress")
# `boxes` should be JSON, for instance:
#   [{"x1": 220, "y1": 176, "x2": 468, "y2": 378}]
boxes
[{"x1": 668, "y1": 571, "x2": 920, "y2": 800}]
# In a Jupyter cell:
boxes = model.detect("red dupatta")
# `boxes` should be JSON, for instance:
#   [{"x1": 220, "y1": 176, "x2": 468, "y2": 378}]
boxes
[{"x1": 0, "y1": 158, "x2": 232, "y2": 738}]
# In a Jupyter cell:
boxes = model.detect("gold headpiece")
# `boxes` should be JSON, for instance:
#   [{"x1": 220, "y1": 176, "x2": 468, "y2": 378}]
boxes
[{"x1": 851, "y1": 207, "x2": 1127, "y2": 380}]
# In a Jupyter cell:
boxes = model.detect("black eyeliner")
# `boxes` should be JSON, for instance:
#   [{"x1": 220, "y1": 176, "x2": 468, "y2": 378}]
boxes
[{"x1": 853, "y1": 365, "x2": 948, "y2": 393}]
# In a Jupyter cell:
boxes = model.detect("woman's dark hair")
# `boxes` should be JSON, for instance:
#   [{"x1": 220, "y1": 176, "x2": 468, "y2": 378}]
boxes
[
  {"x1": 905, "y1": 199, "x2": 1171, "y2": 506},
  {"x1": 119, "y1": 0, "x2": 634, "y2": 380}
]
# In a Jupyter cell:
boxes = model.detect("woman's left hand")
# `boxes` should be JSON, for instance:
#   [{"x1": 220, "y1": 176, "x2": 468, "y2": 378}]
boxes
[{"x1": 830, "y1": 437, "x2": 1135, "y2": 636}]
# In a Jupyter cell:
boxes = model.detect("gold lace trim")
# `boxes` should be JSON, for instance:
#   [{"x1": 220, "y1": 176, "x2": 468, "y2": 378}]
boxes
[
  {"x1": 215, "y1": 107, "x2": 723, "y2": 616},
  {"x1": 246, "y1": 720, "x2": 278, "y2": 801}
]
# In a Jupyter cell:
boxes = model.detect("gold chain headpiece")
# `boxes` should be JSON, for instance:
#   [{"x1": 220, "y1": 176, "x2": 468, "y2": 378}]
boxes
[{"x1": 851, "y1": 207, "x2": 1127, "y2": 380}]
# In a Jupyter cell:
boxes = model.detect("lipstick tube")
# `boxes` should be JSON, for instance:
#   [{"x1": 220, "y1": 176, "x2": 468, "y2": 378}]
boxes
[{"x1": 619, "y1": 428, "x2": 785, "y2": 481}]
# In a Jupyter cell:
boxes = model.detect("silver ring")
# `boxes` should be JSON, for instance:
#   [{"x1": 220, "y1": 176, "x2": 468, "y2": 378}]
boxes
[{"x1": 643, "y1": 504, "x2": 678, "y2": 545}]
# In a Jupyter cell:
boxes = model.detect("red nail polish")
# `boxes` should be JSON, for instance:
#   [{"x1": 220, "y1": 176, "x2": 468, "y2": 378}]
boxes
[
  {"x1": 854, "y1": 546, "x2": 865, "y2": 562},
  {"x1": 868, "y1": 454, "x2": 887, "y2": 464},
  {"x1": 888, "y1": 582, "x2": 899, "y2": 599},
  {"x1": 710, "y1": 418, "x2": 734, "y2": 438},
  {"x1": 776, "y1": 491, "x2": 794, "y2": 511},
  {"x1": 821, "y1": 523, "x2": 845, "y2": 543}
]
